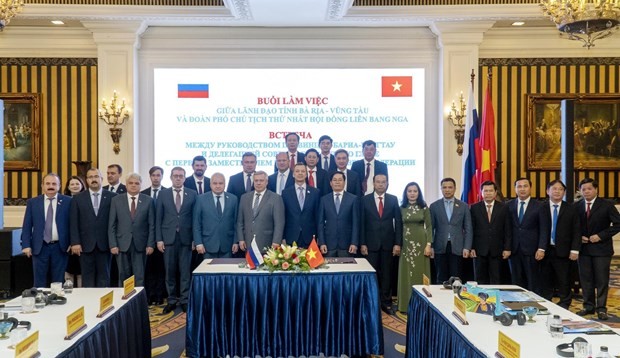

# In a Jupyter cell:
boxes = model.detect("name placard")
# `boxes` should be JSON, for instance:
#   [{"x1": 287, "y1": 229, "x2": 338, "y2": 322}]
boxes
[
  {"x1": 65, "y1": 306, "x2": 87, "y2": 340},
  {"x1": 15, "y1": 330, "x2": 39, "y2": 358},
  {"x1": 422, "y1": 274, "x2": 432, "y2": 297},
  {"x1": 97, "y1": 291, "x2": 115, "y2": 318},
  {"x1": 497, "y1": 330, "x2": 520, "y2": 358},
  {"x1": 122, "y1": 275, "x2": 136, "y2": 299},
  {"x1": 451, "y1": 295, "x2": 468, "y2": 325}
]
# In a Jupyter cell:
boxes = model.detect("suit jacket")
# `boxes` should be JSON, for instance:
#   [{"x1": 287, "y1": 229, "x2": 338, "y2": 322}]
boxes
[
  {"x1": 103, "y1": 183, "x2": 126, "y2": 194},
  {"x1": 539, "y1": 200, "x2": 581, "y2": 258},
  {"x1": 307, "y1": 167, "x2": 330, "y2": 195},
  {"x1": 318, "y1": 191, "x2": 360, "y2": 250},
  {"x1": 429, "y1": 198, "x2": 473, "y2": 255},
  {"x1": 273, "y1": 151, "x2": 305, "y2": 173},
  {"x1": 281, "y1": 185, "x2": 321, "y2": 248},
  {"x1": 156, "y1": 187, "x2": 197, "y2": 246},
  {"x1": 184, "y1": 176, "x2": 210, "y2": 194},
  {"x1": 70, "y1": 190, "x2": 117, "y2": 252},
  {"x1": 108, "y1": 193, "x2": 155, "y2": 252},
  {"x1": 576, "y1": 197, "x2": 620, "y2": 257},
  {"x1": 21, "y1": 194, "x2": 72, "y2": 255},
  {"x1": 227, "y1": 172, "x2": 253, "y2": 202},
  {"x1": 350, "y1": 159, "x2": 389, "y2": 193},
  {"x1": 508, "y1": 198, "x2": 549, "y2": 255},
  {"x1": 320, "y1": 153, "x2": 337, "y2": 172},
  {"x1": 342, "y1": 169, "x2": 362, "y2": 197},
  {"x1": 470, "y1": 200, "x2": 512, "y2": 257},
  {"x1": 236, "y1": 190, "x2": 285, "y2": 251},
  {"x1": 141, "y1": 186, "x2": 166, "y2": 203},
  {"x1": 193, "y1": 191, "x2": 238, "y2": 254},
  {"x1": 267, "y1": 171, "x2": 294, "y2": 194},
  {"x1": 360, "y1": 193, "x2": 403, "y2": 251}
]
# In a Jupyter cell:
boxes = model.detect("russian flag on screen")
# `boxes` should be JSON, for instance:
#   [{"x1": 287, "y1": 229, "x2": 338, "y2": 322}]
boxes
[
  {"x1": 245, "y1": 239, "x2": 264, "y2": 270},
  {"x1": 178, "y1": 84, "x2": 209, "y2": 98}
]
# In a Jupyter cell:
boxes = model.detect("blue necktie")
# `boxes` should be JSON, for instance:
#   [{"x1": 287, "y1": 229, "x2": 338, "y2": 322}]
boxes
[
  {"x1": 518, "y1": 201, "x2": 525, "y2": 223},
  {"x1": 445, "y1": 200, "x2": 453, "y2": 221},
  {"x1": 551, "y1": 204, "x2": 558, "y2": 245}
]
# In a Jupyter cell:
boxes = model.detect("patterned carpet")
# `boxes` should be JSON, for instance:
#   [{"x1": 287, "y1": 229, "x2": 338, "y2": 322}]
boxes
[{"x1": 149, "y1": 257, "x2": 620, "y2": 357}]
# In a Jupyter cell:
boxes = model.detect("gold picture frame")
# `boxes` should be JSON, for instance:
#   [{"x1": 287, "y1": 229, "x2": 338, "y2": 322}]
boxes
[
  {"x1": 526, "y1": 93, "x2": 620, "y2": 170},
  {"x1": 2, "y1": 93, "x2": 41, "y2": 171}
]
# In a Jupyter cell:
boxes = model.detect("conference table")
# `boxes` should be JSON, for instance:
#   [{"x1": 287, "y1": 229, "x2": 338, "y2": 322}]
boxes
[
  {"x1": 0, "y1": 287, "x2": 151, "y2": 358},
  {"x1": 186, "y1": 258, "x2": 384, "y2": 358},
  {"x1": 406, "y1": 285, "x2": 620, "y2": 358}
]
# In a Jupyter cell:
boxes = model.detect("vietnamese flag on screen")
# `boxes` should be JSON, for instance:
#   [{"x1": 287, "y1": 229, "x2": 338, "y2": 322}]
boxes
[
  {"x1": 381, "y1": 76, "x2": 412, "y2": 97},
  {"x1": 178, "y1": 84, "x2": 209, "y2": 98}
]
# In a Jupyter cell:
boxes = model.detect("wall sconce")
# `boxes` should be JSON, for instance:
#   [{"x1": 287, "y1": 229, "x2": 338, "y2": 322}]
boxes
[
  {"x1": 446, "y1": 92, "x2": 467, "y2": 156},
  {"x1": 99, "y1": 90, "x2": 129, "y2": 154}
]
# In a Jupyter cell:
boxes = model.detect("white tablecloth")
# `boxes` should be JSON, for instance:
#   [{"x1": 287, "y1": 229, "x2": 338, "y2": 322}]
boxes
[{"x1": 193, "y1": 257, "x2": 376, "y2": 274}]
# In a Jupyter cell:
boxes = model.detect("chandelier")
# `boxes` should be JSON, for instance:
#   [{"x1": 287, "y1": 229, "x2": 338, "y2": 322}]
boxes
[
  {"x1": 0, "y1": 0, "x2": 24, "y2": 31},
  {"x1": 540, "y1": 0, "x2": 620, "y2": 49}
]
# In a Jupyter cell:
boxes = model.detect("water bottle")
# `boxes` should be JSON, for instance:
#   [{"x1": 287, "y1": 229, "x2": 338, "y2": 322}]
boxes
[
  {"x1": 550, "y1": 314, "x2": 563, "y2": 338},
  {"x1": 595, "y1": 346, "x2": 611, "y2": 358},
  {"x1": 63, "y1": 279, "x2": 74, "y2": 294}
]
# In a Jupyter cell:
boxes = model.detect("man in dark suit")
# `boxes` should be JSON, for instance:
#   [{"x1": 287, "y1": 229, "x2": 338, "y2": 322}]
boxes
[
  {"x1": 156, "y1": 167, "x2": 197, "y2": 313},
  {"x1": 268, "y1": 152, "x2": 294, "y2": 195},
  {"x1": 108, "y1": 173, "x2": 155, "y2": 287},
  {"x1": 575, "y1": 178, "x2": 620, "y2": 320},
  {"x1": 69, "y1": 168, "x2": 117, "y2": 287},
  {"x1": 227, "y1": 152, "x2": 256, "y2": 202},
  {"x1": 103, "y1": 164, "x2": 127, "y2": 194},
  {"x1": 21, "y1": 173, "x2": 72, "y2": 287},
  {"x1": 142, "y1": 165, "x2": 166, "y2": 304},
  {"x1": 318, "y1": 171, "x2": 359, "y2": 257},
  {"x1": 508, "y1": 177, "x2": 548, "y2": 294},
  {"x1": 318, "y1": 135, "x2": 337, "y2": 172},
  {"x1": 237, "y1": 171, "x2": 285, "y2": 252},
  {"x1": 303, "y1": 148, "x2": 329, "y2": 195},
  {"x1": 360, "y1": 174, "x2": 402, "y2": 315},
  {"x1": 351, "y1": 140, "x2": 389, "y2": 195},
  {"x1": 429, "y1": 178, "x2": 473, "y2": 284},
  {"x1": 274, "y1": 132, "x2": 305, "y2": 173},
  {"x1": 538, "y1": 179, "x2": 580, "y2": 309},
  {"x1": 470, "y1": 181, "x2": 512, "y2": 284},
  {"x1": 333, "y1": 149, "x2": 362, "y2": 197},
  {"x1": 194, "y1": 173, "x2": 239, "y2": 258},
  {"x1": 184, "y1": 155, "x2": 210, "y2": 195},
  {"x1": 282, "y1": 163, "x2": 320, "y2": 248}
]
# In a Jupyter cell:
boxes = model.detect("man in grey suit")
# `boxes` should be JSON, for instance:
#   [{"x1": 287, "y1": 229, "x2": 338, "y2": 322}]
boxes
[
  {"x1": 156, "y1": 167, "x2": 197, "y2": 313},
  {"x1": 429, "y1": 177, "x2": 473, "y2": 283},
  {"x1": 108, "y1": 173, "x2": 155, "y2": 287},
  {"x1": 237, "y1": 171, "x2": 285, "y2": 253},
  {"x1": 194, "y1": 172, "x2": 239, "y2": 258},
  {"x1": 70, "y1": 168, "x2": 117, "y2": 287}
]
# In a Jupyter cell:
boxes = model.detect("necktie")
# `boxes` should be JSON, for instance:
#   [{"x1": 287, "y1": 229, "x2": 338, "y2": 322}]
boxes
[
  {"x1": 245, "y1": 174, "x2": 252, "y2": 192},
  {"x1": 152, "y1": 188, "x2": 159, "y2": 201},
  {"x1": 130, "y1": 196, "x2": 137, "y2": 220},
  {"x1": 378, "y1": 196, "x2": 384, "y2": 218},
  {"x1": 110, "y1": 186, "x2": 115, "y2": 193},
  {"x1": 586, "y1": 202, "x2": 591, "y2": 219},
  {"x1": 518, "y1": 201, "x2": 525, "y2": 223},
  {"x1": 308, "y1": 170, "x2": 315, "y2": 187},
  {"x1": 298, "y1": 186, "x2": 305, "y2": 209},
  {"x1": 216, "y1": 195, "x2": 223, "y2": 217},
  {"x1": 362, "y1": 163, "x2": 371, "y2": 193},
  {"x1": 323, "y1": 156, "x2": 329, "y2": 170},
  {"x1": 445, "y1": 200, "x2": 453, "y2": 221},
  {"x1": 486, "y1": 204, "x2": 492, "y2": 222},
  {"x1": 253, "y1": 193, "x2": 261, "y2": 217},
  {"x1": 93, "y1": 193, "x2": 100, "y2": 216},
  {"x1": 175, "y1": 189, "x2": 182, "y2": 213},
  {"x1": 335, "y1": 193, "x2": 341, "y2": 214},
  {"x1": 44, "y1": 197, "x2": 55, "y2": 243},
  {"x1": 197, "y1": 181, "x2": 203, "y2": 194},
  {"x1": 290, "y1": 154, "x2": 295, "y2": 171},
  {"x1": 279, "y1": 173, "x2": 285, "y2": 195},
  {"x1": 551, "y1": 204, "x2": 558, "y2": 245}
]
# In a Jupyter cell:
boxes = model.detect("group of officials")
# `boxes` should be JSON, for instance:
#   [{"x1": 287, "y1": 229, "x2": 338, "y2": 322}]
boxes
[{"x1": 21, "y1": 132, "x2": 620, "y2": 318}]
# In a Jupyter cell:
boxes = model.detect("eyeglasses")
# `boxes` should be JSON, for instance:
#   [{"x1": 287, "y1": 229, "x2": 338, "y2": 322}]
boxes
[{"x1": 171, "y1": 175, "x2": 185, "y2": 178}]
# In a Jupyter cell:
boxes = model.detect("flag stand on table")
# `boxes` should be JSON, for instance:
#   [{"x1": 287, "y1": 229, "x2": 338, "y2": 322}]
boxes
[
  {"x1": 306, "y1": 236, "x2": 324, "y2": 268},
  {"x1": 245, "y1": 235, "x2": 264, "y2": 269}
]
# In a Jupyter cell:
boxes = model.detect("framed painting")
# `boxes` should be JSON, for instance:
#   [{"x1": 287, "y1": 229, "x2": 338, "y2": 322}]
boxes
[
  {"x1": 2, "y1": 93, "x2": 41, "y2": 171},
  {"x1": 526, "y1": 93, "x2": 620, "y2": 170}
]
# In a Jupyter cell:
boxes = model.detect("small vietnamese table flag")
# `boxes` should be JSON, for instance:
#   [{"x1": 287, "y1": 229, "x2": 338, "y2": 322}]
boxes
[{"x1": 306, "y1": 237, "x2": 324, "y2": 269}]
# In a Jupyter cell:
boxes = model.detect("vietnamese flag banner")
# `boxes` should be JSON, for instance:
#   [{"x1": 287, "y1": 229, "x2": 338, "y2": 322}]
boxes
[
  {"x1": 479, "y1": 83, "x2": 497, "y2": 183},
  {"x1": 306, "y1": 238, "x2": 324, "y2": 269},
  {"x1": 381, "y1": 76, "x2": 413, "y2": 97}
]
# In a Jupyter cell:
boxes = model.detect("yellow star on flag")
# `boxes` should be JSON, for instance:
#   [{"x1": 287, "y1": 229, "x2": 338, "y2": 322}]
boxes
[
  {"x1": 391, "y1": 81, "x2": 402, "y2": 92},
  {"x1": 307, "y1": 248, "x2": 317, "y2": 260}
]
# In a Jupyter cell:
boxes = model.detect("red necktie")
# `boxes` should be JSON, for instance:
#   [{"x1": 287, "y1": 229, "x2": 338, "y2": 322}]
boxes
[
  {"x1": 290, "y1": 154, "x2": 295, "y2": 171},
  {"x1": 130, "y1": 196, "x2": 136, "y2": 220},
  {"x1": 308, "y1": 170, "x2": 315, "y2": 187},
  {"x1": 586, "y1": 202, "x2": 591, "y2": 219},
  {"x1": 378, "y1": 196, "x2": 384, "y2": 218}
]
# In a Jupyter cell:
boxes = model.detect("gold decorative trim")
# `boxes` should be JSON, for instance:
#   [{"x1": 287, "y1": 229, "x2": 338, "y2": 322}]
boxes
[
  {"x1": 480, "y1": 57, "x2": 620, "y2": 66},
  {"x1": 0, "y1": 58, "x2": 97, "y2": 66},
  {"x1": 25, "y1": 0, "x2": 223, "y2": 5},
  {"x1": 353, "y1": 0, "x2": 537, "y2": 6}
]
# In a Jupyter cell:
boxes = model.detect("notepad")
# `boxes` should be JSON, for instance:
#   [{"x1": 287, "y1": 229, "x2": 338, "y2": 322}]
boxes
[{"x1": 502, "y1": 301, "x2": 548, "y2": 312}]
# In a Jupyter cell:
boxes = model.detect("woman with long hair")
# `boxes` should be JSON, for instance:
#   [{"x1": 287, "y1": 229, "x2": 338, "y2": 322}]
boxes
[{"x1": 64, "y1": 175, "x2": 86, "y2": 287}]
